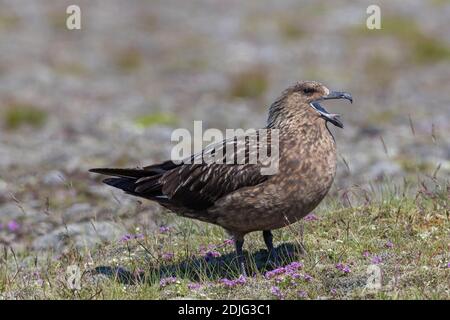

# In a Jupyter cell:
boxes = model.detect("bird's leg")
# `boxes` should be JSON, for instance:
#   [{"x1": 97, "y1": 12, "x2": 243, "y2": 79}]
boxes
[
  {"x1": 263, "y1": 230, "x2": 279, "y2": 266},
  {"x1": 234, "y1": 237, "x2": 247, "y2": 277}
]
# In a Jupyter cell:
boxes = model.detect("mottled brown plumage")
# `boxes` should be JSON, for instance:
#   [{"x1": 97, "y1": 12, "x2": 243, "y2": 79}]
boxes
[{"x1": 90, "y1": 81, "x2": 352, "y2": 275}]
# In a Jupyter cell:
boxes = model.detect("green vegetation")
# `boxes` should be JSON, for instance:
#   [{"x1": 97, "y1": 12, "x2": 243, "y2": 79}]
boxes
[
  {"x1": 134, "y1": 112, "x2": 178, "y2": 128},
  {"x1": 230, "y1": 69, "x2": 269, "y2": 99},
  {"x1": 1, "y1": 179, "x2": 448, "y2": 299},
  {"x1": 3, "y1": 104, "x2": 48, "y2": 130}
]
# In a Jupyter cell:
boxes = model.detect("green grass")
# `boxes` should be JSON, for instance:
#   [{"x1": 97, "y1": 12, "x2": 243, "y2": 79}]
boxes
[
  {"x1": 134, "y1": 112, "x2": 178, "y2": 128},
  {"x1": 0, "y1": 178, "x2": 448, "y2": 300},
  {"x1": 2, "y1": 104, "x2": 48, "y2": 130}
]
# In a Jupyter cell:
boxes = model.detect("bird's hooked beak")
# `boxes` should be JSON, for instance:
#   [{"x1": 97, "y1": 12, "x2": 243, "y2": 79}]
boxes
[{"x1": 310, "y1": 91, "x2": 353, "y2": 129}]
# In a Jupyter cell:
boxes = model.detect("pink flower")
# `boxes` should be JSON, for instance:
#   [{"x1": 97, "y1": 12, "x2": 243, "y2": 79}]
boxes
[
  {"x1": 270, "y1": 286, "x2": 283, "y2": 299},
  {"x1": 159, "y1": 277, "x2": 177, "y2": 287},
  {"x1": 188, "y1": 283, "x2": 202, "y2": 290},
  {"x1": 303, "y1": 274, "x2": 313, "y2": 282},
  {"x1": 265, "y1": 262, "x2": 304, "y2": 280},
  {"x1": 385, "y1": 241, "x2": 394, "y2": 249},
  {"x1": 371, "y1": 255, "x2": 383, "y2": 264},
  {"x1": 223, "y1": 239, "x2": 234, "y2": 246},
  {"x1": 7, "y1": 220, "x2": 20, "y2": 232},
  {"x1": 204, "y1": 250, "x2": 221, "y2": 261},
  {"x1": 362, "y1": 251, "x2": 371, "y2": 258},
  {"x1": 303, "y1": 213, "x2": 318, "y2": 221},
  {"x1": 120, "y1": 233, "x2": 144, "y2": 242},
  {"x1": 265, "y1": 267, "x2": 286, "y2": 279},
  {"x1": 335, "y1": 263, "x2": 351, "y2": 273},
  {"x1": 159, "y1": 226, "x2": 170, "y2": 233},
  {"x1": 286, "y1": 261, "x2": 303, "y2": 270},
  {"x1": 220, "y1": 275, "x2": 246, "y2": 288}
]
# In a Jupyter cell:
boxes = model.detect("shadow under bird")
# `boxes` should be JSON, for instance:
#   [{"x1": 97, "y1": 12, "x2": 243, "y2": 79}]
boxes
[{"x1": 90, "y1": 81, "x2": 353, "y2": 275}]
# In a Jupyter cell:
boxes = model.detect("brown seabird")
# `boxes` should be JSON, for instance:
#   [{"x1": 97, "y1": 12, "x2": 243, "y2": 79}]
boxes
[{"x1": 90, "y1": 81, "x2": 353, "y2": 275}]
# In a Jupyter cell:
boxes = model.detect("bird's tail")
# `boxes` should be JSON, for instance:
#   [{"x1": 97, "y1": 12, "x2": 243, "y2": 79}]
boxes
[
  {"x1": 89, "y1": 167, "x2": 169, "y2": 198},
  {"x1": 88, "y1": 168, "x2": 144, "y2": 195},
  {"x1": 102, "y1": 177, "x2": 137, "y2": 194},
  {"x1": 89, "y1": 168, "x2": 151, "y2": 179}
]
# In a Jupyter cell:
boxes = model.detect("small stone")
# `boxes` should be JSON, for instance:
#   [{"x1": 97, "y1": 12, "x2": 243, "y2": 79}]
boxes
[{"x1": 43, "y1": 170, "x2": 66, "y2": 186}]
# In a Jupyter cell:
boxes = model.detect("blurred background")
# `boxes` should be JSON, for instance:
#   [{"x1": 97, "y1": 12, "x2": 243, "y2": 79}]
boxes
[{"x1": 0, "y1": 0, "x2": 449, "y2": 253}]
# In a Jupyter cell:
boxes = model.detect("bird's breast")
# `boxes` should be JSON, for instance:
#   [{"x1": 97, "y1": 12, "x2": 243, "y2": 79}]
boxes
[{"x1": 275, "y1": 125, "x2": 337, "y2": 205}]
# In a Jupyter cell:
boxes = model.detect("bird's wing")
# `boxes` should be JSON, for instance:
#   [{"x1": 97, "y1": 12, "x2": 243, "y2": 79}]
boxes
[{"x1": 133, "y1": 130, "x2": 276, "y2": 210}]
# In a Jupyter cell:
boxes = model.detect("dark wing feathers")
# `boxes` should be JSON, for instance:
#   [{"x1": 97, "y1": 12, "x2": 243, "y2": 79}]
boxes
[
  {"x1": 89, "y1": 168, "x2": 150, "y2": 179},
  {"x1": 157, "y1": 163, "x2": 267, "y2": 210},
  {"x1": 90, "y1": 131, "x2": 273, "y2": 211},
  {"x1": 102, "y1": 177, "x2": 138, "y2": 194}
]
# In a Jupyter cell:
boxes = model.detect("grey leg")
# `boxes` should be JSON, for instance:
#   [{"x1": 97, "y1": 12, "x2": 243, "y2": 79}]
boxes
[
  {"x1": 263, "y1": 230, "x2": 279, "y2": 265},
  {"x1": 234, "y1": 238, "x2": 247, "y2": 277}
]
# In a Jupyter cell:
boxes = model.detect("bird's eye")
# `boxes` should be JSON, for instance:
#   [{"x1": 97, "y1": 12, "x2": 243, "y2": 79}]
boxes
[{"x1": 303, "y1": 88, "x2": 315, "y2": 95}]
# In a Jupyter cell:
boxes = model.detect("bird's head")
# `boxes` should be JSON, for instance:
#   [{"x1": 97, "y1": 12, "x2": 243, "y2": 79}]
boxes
[{"x1": 269, "y1": 81, "x2": 353, "y2": 129}]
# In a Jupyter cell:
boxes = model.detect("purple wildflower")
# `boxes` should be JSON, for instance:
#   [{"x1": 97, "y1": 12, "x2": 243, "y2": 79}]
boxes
[
  {"x1": 265, "y1": 267, "x2": 286, "y2": 279},
  {"x1": 371, "y1": 255, "x2": 383, "y2": 264},
  {"x1": 159, "y1": 226, "x2": 170, "y2": 234},
  {"x1": 265, "y1": 262, "x2": 303, "y2": 280},
  {"x1": 336, "y1": 263, "x2": 351, "y2": 273},
  {"x1": 220, "y1": 276, "x2": 246, "y2": 288},
  {"x1": 223, "y1": 239, "x2": 234, "y2": 246},
  {"x1": 206, "y1": 250, "x2": 220, "y2": 258},
  {"x1": 162, "y1": 252, "x2": 174, "y2": 261},
  {"x1": 120, "y1": 234, "x2": 132, "y2": 242},
  {"x1": 290, "y1": 272, "x2": 301, "y2": 279},
  {"x1": 159, "y1": 277, "x2": 177, "y2": 287},
  {"x1": 204, "y1": 250, "x2": 221, "y2": 262},
  {"x1": 188, "y1": 283, "x2": 202, "y2": 291},
  {"x1": 303, "y1": 273, "x2": 313, "y2": 282},
  {"x1": 297, "y1": 290, "x2": 307, "y2": 298},
  {"x1": 270, "y1": 286, "x2": 283, "y2": 299},
  {"x1": 120, "y1": 233, "x2": 144, "y2": 242},
  {"x1": 220, "y1": 278, "x2": 235, "y2": 287},
  {"x1": 362, "y1": 251, "x2": 370, "y2": 258},
  {"x1": 385, "y1": 241, "x2": 394, "y2": 249},
  {"x1": 303, "y1": 213, "x2": 318, "y2": 221},
  {"x1": 330, "y1": 288, "x2": 337, "y2": 296},
  {"x1": 286, "y1": 261, "x2": 303, "y2": 270},
  {"x1": 7, "y1": 220, "x2": 20, "y2": 232},
  {"x1": 447, "y1": 262, "x2": 450, "y2": 269},
  {"x1": 235, "y1": 275, "x2": 246, "y2": 285}
]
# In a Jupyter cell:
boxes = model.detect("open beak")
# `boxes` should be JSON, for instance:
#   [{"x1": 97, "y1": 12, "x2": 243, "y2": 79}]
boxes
[{"x1": 310, "y1": 91, "x2": 353, "y2": 129}]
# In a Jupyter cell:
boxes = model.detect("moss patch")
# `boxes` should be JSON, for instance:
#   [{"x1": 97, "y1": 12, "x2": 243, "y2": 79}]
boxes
[
  {"x1": 134, "y1": 112, "x2": 178, "y2": 128},
  {"x1": 3, "y1": 104, "x2": 48, "y2": 130}
]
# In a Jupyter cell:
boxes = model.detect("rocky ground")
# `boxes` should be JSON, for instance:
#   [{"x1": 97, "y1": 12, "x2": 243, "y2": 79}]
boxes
[{"x1": 0, "y1": 0, "x2": 449, "y2": 295}]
